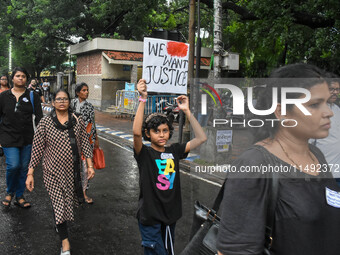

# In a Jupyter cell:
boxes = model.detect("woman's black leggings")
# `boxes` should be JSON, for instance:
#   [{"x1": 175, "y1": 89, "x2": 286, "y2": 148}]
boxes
[{"x1": 56, "y1": 221, "x2": 68, "y2": 240}]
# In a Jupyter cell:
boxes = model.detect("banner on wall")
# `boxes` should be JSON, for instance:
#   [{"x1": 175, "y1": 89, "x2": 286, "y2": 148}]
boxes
[{"x1": 142, "y1": 37, "x2": 189, "y2": 94}]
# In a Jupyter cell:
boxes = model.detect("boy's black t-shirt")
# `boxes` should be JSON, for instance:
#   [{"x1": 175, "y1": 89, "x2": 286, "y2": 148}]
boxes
[{"x1": 134, "y1": 143, "x2": 188, "y2": 225}]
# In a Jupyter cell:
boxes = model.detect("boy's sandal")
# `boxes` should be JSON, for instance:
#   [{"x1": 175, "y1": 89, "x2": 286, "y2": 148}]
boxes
[
  {"x1": 14, "y1": 196, "x2": 31, "y2": 209},
  {"x1": 2, "y1": 195, "x2": 13, "y2": 208}
]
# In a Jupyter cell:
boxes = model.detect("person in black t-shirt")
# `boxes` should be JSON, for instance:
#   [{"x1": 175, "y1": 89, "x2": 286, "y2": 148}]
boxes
[
  {"x1": 0, "y1": 67, "x2": 43, "y2": 209},
  {"x1": 133, "y1": 79, "x2": 207, "y2": 255},
  {"x1": 0, "y1": 73, "x2": 10, "y2": 93},
  {"x1": 29, "y1": 78, "x2": 45, "y2": 103}
]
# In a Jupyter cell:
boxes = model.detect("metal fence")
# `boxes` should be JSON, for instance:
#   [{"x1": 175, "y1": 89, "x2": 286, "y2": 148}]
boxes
[
  {"x1": 144, "y1": 95, "x2": 177, "y2": 115},
  {"x1": 110, "y1": 91, "x2": 177, "y2": 118}
]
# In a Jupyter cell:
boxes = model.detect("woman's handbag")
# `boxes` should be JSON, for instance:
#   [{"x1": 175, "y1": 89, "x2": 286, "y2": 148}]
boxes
[
  {"x1": 179, "y1": 183, "x2": 224, "y2": 255},
  {"x1": 180, "y1": 172, "x2": 279, "y2": 255},
  {"x1": 93, "y1": 147, "x2": 105, "y2": 169}
]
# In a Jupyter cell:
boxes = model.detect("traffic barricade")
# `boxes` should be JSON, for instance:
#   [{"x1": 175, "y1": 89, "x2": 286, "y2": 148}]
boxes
[{"x1": 111, "y1": 90, "x2": 140, "y2": 120}]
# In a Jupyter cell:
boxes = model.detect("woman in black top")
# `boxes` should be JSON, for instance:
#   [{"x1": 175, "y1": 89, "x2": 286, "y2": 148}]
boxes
[
  {"x1": 217, "y1": 63, "x2": 340, "y2": 255},
  {"x1": 0, "y1": 67, "x2": 43, "y2": 208},
  {"x1": 0, "y1": 73, "x2": 10, "y2": 92}
]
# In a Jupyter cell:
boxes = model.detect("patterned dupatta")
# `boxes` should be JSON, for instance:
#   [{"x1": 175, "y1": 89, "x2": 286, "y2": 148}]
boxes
[{"x1": 51, "y1": 110, "x2": 85, "y2": 203}]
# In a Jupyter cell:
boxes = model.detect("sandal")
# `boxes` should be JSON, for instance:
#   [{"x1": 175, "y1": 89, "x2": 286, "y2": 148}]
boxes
[
  {"x1": 60, "y1": 248, "x2": 71, "y2": 255},
  {"x1": 2, "y1": 194, "x2": 13, "y2": 208},
  {"x1": 84, "y1": 197, "x2": 94, "y2": 204},
  {"x1": 14, "y1": 196, "x2": 31, "y2": 209}
]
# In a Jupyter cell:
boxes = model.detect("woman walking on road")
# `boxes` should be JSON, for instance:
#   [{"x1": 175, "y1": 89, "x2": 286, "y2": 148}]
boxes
[
  {"x1": 0, "y1": 73, "x2": 10, "y2": 93},
  {"x1": 0, "y1": 67, "x2": 42, "y2": 208},
  {"x1": 217, "y1": 64, "x2": 340, "y2": 255},
  {"x1": 71, "y1": 82, "x2": 99, "y2": 204},
  {"x1": 26, "y1": 89, "x2": 95, "y2": 255}
]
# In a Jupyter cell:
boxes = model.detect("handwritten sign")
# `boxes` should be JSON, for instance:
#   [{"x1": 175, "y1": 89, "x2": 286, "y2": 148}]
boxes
[{"x1": 142, "y1": 37, "x2": 189, "y2": 94}]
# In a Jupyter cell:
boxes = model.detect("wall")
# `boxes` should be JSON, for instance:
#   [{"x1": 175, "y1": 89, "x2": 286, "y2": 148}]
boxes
[
  {"x1": 77, "y1": 52, "x2": 102, "y2": 75},
  {"x1": 101, "y1": 80, "x2": 126, "y2": 110},
  {"x1": 76, "y1": 51, "x2": 103, "y2": 108},
  {"x1": 102, "y1": 56, "x2": 131, "y2": 80}
]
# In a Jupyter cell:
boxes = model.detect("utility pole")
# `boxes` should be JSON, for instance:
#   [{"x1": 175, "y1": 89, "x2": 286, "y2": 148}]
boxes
[
  {"x1": 179, "y1": 0, "x2": 195, "y2": 144},
  {"x1": 214, "y1": 0, "x2": 223, "y2": 79},
  {"x1": 188, "y1": 0, "x2": 195, "y2": 84},
  {"x1": 195, "y1": 0, "x2": 201, "y2": 79},
  {"x1": 193, "y1": 0, "x2": 201, "y2": 118},
  {"x1": 9, "y1": 39, "x2": 12, "y2": 72}
]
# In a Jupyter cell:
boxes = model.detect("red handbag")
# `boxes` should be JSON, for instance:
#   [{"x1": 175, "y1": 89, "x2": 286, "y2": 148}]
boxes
[{"x1": 93, "y1": 147, "x2": 105, "y2": 169}]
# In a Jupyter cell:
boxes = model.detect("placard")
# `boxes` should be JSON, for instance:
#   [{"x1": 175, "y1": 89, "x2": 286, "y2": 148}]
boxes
[
  {"x1": 142, "y1": 37, "x2": 189, "y2": 94},
  {"x1": 216, "y1": 130, "x2": 233, "y2": 152},
  {"x1": 125, "y1": 82, "x2": 135, "y2": 91},
  {"x1": 124, "y1": 82, "x2": 135, "y2": 99}
]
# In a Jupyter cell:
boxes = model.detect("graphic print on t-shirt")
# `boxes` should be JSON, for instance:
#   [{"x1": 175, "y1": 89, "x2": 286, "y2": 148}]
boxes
[{"x1": 155, "y1": 153, "x2": 176, "y2": 190}]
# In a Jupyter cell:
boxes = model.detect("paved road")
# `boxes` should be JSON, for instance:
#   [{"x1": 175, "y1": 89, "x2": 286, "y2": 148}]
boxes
[{"x1": 0, "y1": 134, "x2": 221, "y2": 255}]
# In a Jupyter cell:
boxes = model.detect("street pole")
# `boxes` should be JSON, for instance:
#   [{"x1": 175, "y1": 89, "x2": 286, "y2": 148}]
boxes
[
  {"x1": 193, "y1": 0, "x2": 201, "y2": 119},
  {"x1": 188, "y1": 0, "x2": 195, "y2": 84},
  {"x1": 214, "y1": 0, "x2": 222, "y2": 79},
  {"x1": 196, "y1": 0, "x2": 201, "y2": 80},
  {"x1": 179, "y1": 0, "x2": 196, "y2": 144},
  {"x1": 8, "y1": 39, "x2": 12, "y2": 72}
]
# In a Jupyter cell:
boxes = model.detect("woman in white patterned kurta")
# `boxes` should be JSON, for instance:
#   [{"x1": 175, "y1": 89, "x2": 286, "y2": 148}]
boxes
[
  {"x1": 26, "y1": 89, "x2": 94, "y2": 255},
  {"x1": 70, "y1": 82, "x2": 99, "y2": 204}
]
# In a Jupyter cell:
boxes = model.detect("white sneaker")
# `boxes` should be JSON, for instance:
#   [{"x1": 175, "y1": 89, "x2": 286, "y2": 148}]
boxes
[{"x1": 60, "y1": 248, "x2": 71, "y2": 255}]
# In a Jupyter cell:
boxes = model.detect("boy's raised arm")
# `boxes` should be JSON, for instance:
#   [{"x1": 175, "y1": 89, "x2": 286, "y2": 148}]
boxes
[
  {"x1": 176, "y1": 95, "x2": 207, "y2": 153},
  {"x1": 133, "y1": 79, "x2": 147, "y2": 155}
]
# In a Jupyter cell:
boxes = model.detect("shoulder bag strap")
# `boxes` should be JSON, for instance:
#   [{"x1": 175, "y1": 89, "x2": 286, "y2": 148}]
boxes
[
  {"x1": 264, "y1": 170, "x2": 279, "y2": 250},
  {"x1": 72, "y1": 113, "x2": 79, "y2": 124},
  {"x1": 30, "y1": 90, "x2": 35, "y2": 114},
  {"x1": 254, "y1": 145, "x2": 280, "y2": 250},
  {"x1": 211, "y1": 181, "x2": 226, "y2": 213}
]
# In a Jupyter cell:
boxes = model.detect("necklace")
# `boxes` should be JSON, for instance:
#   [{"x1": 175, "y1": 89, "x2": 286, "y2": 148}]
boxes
[{"x1": 276, "y1": 139, "x2": 316, "y2": 170}]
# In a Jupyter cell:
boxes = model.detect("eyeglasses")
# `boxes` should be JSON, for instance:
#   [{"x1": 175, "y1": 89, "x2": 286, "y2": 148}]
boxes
[
  {"x1": 55, "y1": 97, "x2": 69, "y2": 102},
  {"x1": 0, "y1": 78, "x2": 7, "y2": 81},
  {"x1": 329, "y1": 87, "x2": 340, "y2": 93}
]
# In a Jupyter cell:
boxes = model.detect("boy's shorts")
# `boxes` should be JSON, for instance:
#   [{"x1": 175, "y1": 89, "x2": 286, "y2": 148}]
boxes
[{"x1": 138, "y1": 221, "x2": 176, "y2": 255}]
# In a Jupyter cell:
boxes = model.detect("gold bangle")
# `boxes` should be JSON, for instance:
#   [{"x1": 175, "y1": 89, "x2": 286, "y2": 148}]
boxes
[
  {"x1": 88, "y1": 166, "x2": 94, "y2": 168},
  {"x1": 27, "y1": 173, "x2": 34, "y2": 176}
]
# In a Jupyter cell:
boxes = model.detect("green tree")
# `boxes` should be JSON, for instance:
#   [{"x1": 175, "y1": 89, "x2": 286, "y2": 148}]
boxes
[
  {"x1": 0, "y1": 0, "x2": 168, "y2": 76},
  {"x1": 201, "y1": 0, "x2": 340, "y2": 76},
  {"x1": 0, "y1": 36, "x2": 10, "y2": 74}
]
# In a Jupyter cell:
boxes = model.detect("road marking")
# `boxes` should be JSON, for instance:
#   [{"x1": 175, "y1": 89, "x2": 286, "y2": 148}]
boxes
[
  {"x1": 98, "y1": 135, "x2": 222, "y2": 187},
  {"x1": 98, "y1": 135, "x2": 132, "y2": 152},
  {"x1": 111, "y1": 131, "x2": 125, "y2": 135},
  {"x1": 120, "y1": 134, "x2": 133, "y2": 138},
  {"x1": 180, "y1": 170, "x2": 222, "y2": 187}
]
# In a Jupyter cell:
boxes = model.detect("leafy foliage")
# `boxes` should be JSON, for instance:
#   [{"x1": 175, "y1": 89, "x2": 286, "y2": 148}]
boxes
[
  {"x1": 0, "y1": 0, "x2": 339, "y2": 77},
  {"x1": 201, "y1": 0, "x2": 340, "y2": 76}
]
